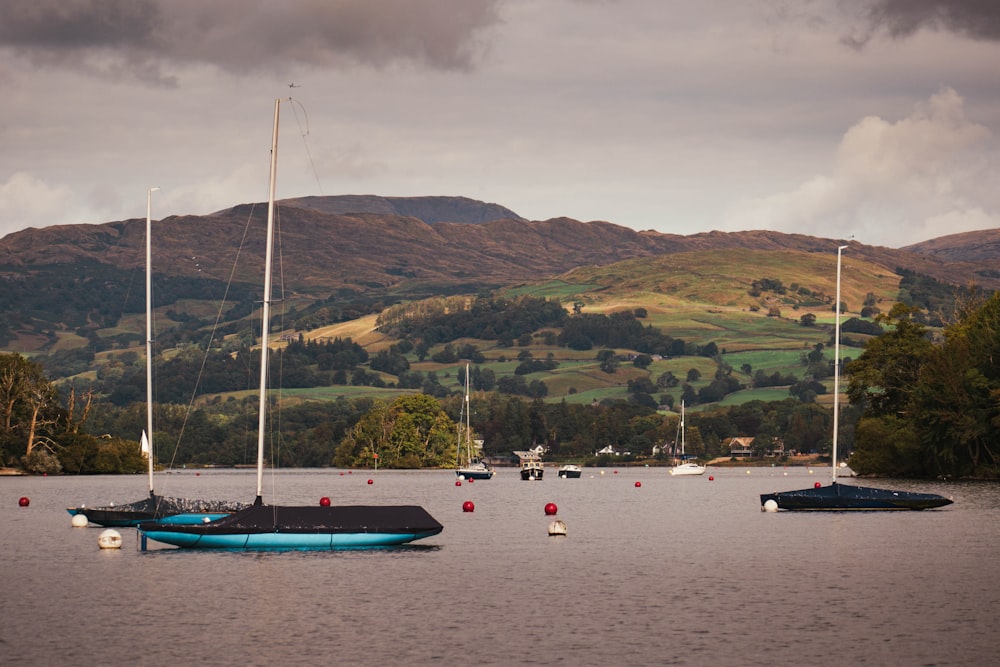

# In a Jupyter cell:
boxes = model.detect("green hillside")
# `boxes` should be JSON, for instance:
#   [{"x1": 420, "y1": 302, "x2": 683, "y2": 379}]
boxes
[{"x1": 261, "y1": 247, "x2": 897, "y2": 408}]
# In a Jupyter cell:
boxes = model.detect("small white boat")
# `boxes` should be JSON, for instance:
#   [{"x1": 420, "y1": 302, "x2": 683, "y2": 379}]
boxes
[
  {"x1": 558, "y1": 464, "x2": 582, "y2": 479},
  {"x1": 669, "y1": 401, "x2": 706, "y2": 476},
  {"x1": 669, "y1": 462, "x2": 707, "y2": 476}
]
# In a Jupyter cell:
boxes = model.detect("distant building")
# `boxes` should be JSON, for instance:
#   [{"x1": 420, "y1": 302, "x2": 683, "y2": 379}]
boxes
[
  {"x1": 725, "y1": 436, "x2": 785, "y2": 458},
  {"x1": 728, "y1": 437, "x2": 754, "y2": 458},
  {"x1": 595, "y1": 445, "x2": 630, "y2": 456}
]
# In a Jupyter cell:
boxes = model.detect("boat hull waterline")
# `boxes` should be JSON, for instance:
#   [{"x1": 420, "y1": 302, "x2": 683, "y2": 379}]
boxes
[
  {"x1": 760, "y1": 483, "x2": 953, "y2": 511},
  {"x1": 669, "y1": 463, "x2": 706, "y2": 476},
  {"x1": 139, "y1": 503, "x2": 444, "y2": 549},
  {"x1": 456, "y1": 467, "x2": 495, "y2": 480}
]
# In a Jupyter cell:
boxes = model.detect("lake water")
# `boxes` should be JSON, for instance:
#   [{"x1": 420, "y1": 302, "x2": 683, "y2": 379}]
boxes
[{"x1": 1, "y1": 467, "x2": 996, "y2": 666}]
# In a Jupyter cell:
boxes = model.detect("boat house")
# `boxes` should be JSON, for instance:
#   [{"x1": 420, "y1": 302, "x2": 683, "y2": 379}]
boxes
[{"x1": 726, "y1": 436, "x2": 785, "y2": 459}]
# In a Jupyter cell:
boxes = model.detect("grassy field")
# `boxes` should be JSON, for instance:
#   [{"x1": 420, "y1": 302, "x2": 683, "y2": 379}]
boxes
[
  {"x1": 229, "y1": 248, "x2": 893, "y2": 406},
  {"x1": 17, "y1": 247, "x2": 903, "y2": 410}
]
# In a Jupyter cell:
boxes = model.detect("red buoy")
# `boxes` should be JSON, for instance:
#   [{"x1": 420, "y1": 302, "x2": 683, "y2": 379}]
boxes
[
  {"x1": 319, "y1": 496, "x2": 331, "y2": 507},
  {"x1": 455, "y1": 480, "x2": 462, "y2": 486},
  {"x1": 708, "y1": 475, "x2": 714, "y2": 481},
  {"x1": 367, "y1": 479, "x2": 374, "y2": 485},
  {"x1": 613, "y1": 470, "x2": 618, "y2": 474},
  {"x1": 635, "y1": 481, "x2": 641, "y2": 488},
  {"x1": 462, "y1": 500, "x2": 475, "y2": 513},
  {"x1": 544, "y1": 502, "x2": 558, "y2": 515},
  {"x1": 814, "y1": 481, "x2": 822, "y2": 488},
  {"x1": 467, "y1": 478, "x2": 474, "y2": 484},
  {"x1": 18, "y1": 496, "x2": 29, "y2": 507}
]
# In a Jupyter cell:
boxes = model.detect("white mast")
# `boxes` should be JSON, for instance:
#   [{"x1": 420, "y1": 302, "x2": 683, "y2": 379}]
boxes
[
  {"x1": 680, "y1": 400, "x2": 685, "y2": 459},
  {"x1": 465, "y1": 363, "x2": 471, "y2": 461},
  {"x1": 145, "y1": 186, "x2": 159, "y2": 496},
  {"x1": 831, "y1": 244, "x2": 848, "y2": 484},
  {"x1": 256, "y1": 98, "x2": 280, "y2": 502}
]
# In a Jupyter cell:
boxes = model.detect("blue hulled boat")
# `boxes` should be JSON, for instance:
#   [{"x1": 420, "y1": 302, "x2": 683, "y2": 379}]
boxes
[{"x1": 139, "y1": 99, "x2": 442, "y2": 549}]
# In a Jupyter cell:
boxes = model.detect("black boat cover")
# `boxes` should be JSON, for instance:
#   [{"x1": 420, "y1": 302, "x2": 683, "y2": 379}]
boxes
[{"x1": 141, "y1": 503, "x2": 444, "y2": 536}]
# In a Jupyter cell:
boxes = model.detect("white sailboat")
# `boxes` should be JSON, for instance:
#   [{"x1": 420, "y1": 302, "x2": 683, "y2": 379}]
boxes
[
  {"x1": 139, "y1": 98, "x2": 443, "y2": 547},
  {"x1": 669, "y1": 401, "x2": 706, "y2": 476},
  {"x1": 456, "y1": 363, "x2": 494, "y2": 480}
]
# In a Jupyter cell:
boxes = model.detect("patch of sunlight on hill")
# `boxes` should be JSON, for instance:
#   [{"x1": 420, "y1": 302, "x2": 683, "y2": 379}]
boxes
[
  {"x1": 289, "y1": 314, "x2": 391, "y2": 349},
  {"x1": 555, "y1": 249, "x2": 900, "y2": 315}
]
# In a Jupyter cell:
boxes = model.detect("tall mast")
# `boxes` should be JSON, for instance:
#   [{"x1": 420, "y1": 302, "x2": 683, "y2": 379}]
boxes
[
  {"x1": 831, "y1": 244, "x2": 848, "y2": 484},
  {"x1": 145, "y1": 186, "x2": 159, "y2": 496},
  {"x1": 256, "y1": 98, "x2": 280, "y2": 501},
  {"x1": 465, "y1": 363, "x2": 471, "y2": 458},
  {"x1": 680, "y1": 400, "x2": 685, "y2": 458}
]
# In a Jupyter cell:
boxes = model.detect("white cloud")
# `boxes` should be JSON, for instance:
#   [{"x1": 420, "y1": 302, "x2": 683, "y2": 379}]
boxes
[
  {"x1": 0, "y1": 172, "x2": 74, "y2": 238},
  {"x1": 722, "y1": 87, "x2": 1000, "y2": 247}
]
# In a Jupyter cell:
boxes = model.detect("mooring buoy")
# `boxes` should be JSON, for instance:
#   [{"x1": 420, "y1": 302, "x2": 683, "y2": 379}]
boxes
[{"x1": 98, "y1": 529, "x2": 123, "y2": 550}]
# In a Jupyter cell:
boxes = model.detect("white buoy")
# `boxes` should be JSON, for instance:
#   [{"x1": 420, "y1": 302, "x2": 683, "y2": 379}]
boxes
[
  {"x1": 548, "y1": 520, "x2": 567, "y2": 536},
  {"x1": 71, "y1": 513, "x2": 88, "y2": 528},
  {"x1": 98, "y1": 529, "x2": 123, "y2": 549},
  {"x1": 763, "y1": 499, "x2": 779, "y2": 513}
]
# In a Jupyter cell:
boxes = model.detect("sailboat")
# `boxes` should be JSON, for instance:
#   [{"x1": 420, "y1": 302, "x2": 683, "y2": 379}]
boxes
[
  {"x1": 669, "y1": 401, "x2": 705, "y2": 476},
  {"x1": 455, "y1": 363, "x2": 494, "y2": 480},
  {"x1": 67, "y1": 188, "x2": 247, "y2": 527},
  {"x1": 760, "y1": 246, "x2": 953, "y2": 511},
  {"x1": 138, "y1": 98, "x2": 443, "y2": 548}
]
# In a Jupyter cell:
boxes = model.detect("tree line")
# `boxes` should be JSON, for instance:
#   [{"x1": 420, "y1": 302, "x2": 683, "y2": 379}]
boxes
[
  {"x1": 5, "y1": 290, "x2": 998, "y2": 478},
  {"x1": 847, "y1": 295, "x2": 1000, "y2": 479}
]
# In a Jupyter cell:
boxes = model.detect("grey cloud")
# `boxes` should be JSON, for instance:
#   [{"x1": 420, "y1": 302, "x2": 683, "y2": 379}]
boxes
[
  {"x1": 844, "y1": 0, "x2": 1000, "y2": 48},
  {"x1": 0, "y1": 0, "x2": 502, "y2": 83}
]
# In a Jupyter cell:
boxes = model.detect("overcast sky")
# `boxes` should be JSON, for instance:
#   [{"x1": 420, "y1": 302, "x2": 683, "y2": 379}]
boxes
[{"x1": 2, "y1": 0, "x2": 999, "y2": 248}]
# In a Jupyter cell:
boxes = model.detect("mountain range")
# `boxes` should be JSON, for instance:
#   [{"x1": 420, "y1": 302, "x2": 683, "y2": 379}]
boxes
[{"x1": 1, "y1": 195, "x2": 998, "y2": 353}]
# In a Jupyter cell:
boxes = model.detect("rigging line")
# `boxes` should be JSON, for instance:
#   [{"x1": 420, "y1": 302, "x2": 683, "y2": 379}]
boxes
[
  {"x1": 166, "y1": 202, "x2": 261, "y2": 473},
  {"x1": 120, "y1": 230, "x2": 144, "y2": 333},
  {"x1": 287, "y1": 96, "x2": 325, "y2": 195}
]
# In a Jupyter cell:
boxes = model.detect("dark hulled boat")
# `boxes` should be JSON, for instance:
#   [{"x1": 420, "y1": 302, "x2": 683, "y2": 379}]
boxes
[
  {"x1": 760, "y1": 482, "x2": 953, "y2": 511},
  {"x1": 759, "y1": 246, "x2": 952, "y2": 512},
  {"x1": 139, "y1": 99, "x2": 442, "y2": 549},
  {"x1": 140, "y1": 500, "x2": 443, "y2": 548},
  {"x1": 67, "y1": 189, "x2": 245, "y2": 527},
  {"x1": 69, "y1": 494, "x2": 248, "y2": 527}
]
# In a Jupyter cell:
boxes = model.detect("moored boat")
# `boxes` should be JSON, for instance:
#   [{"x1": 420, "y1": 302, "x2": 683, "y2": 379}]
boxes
[
  {"x1": 455, "y1": 363, "x2": 494, "y2": 480},
  {"x1": 760, "y1": 483, "x2": 953, "y2": 511},
  {"x1": 67, "y1": 188, "x2": 245, "y2": 527},
  {"x1": 669, "y1": 401, "x2": 706, "y2": 476},
  {"x1": 138, "y1": 98, "x2": 443, "y2": 548},
  {"x1": 520, "y1": 460, "x2": 544, "y2": 480},
  {"x1": 760, "y1": 246, "x2": 952, "y2": 511},
  {"x1": 558, "y1": 464, "x2": 582, "y2": 478}
]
